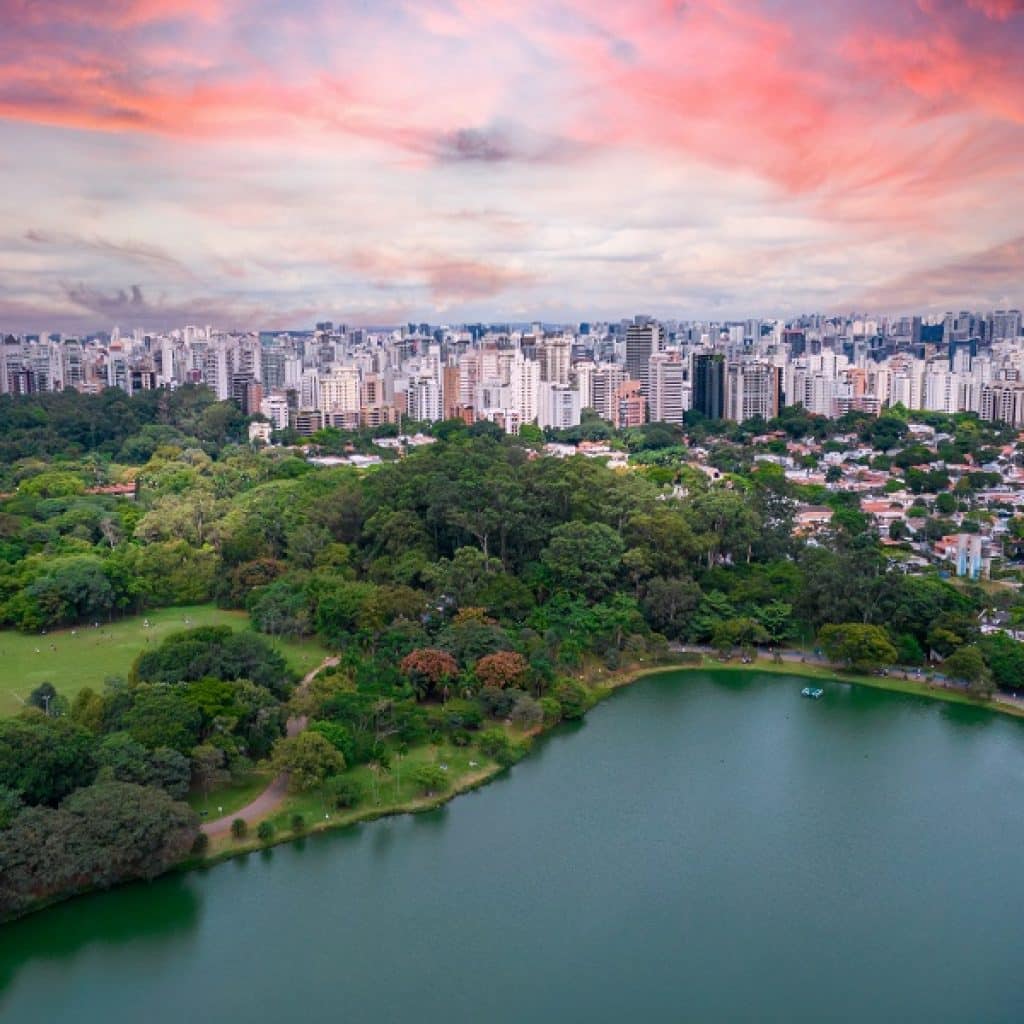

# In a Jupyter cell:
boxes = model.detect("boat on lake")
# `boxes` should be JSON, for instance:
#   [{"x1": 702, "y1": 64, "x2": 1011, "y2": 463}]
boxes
[{"x1": 801, "y1": 687, "x2": 824, "y2": 699}]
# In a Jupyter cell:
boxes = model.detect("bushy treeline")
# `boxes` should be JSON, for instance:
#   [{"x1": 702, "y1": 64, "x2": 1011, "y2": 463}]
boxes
[
  {"x1": 1, "y1": 409, "x2": 1018, "y2": 681},
  {"x1": 0, "y1": 385, "x2": 247, "y2": 468},
  {"x1": 0, "y1": 627, "x2": 295, "y2": 919}
]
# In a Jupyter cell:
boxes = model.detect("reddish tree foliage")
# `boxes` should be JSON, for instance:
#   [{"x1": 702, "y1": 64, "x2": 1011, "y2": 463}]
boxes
[
  {"x1": 400, "y1": 648, "x2": 459, "y2": 698},
  {"x1": 475, "y1": 651, "x2": 528, "y2": 690}
]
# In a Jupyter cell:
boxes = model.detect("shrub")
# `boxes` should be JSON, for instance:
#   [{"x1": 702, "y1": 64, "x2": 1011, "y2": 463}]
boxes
[
  {"x1": 552, "y1": 679, "x2": 591, "y2": 720},
  {"x1": 510, "y1": 693, "x2": 543, "y2": 730},
  {"x1": 539, "y1": 696, "x2": 562, "y2": 726},
  {"x1": 412, "y1": 764, "x2": 449, "y2": 796},
  {"x1": 271, "y1": 732, "x2": 346, "y2": 792},
  {"x1": 478, "y1": 686, "x2": 526, "y2": 719},
  {"x1": 477, "y1": 728, "x2": 521, "y2": 767},
  {"x1": 325, "y1": 775, "x2": 363, "y2": 809}
]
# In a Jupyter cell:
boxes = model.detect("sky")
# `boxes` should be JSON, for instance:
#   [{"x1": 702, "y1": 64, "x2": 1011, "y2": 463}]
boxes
[{"x1": 1, "y1": 0, "x2": 1023, "y2": 332}]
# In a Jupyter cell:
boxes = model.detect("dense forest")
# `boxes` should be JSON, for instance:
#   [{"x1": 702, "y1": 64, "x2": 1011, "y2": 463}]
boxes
[{"x1": 2, "y1": 386, "x2": 1023, "y2": 918}]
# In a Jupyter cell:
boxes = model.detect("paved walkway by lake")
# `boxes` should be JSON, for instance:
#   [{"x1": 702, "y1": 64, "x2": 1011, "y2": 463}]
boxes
[{"x1": 201, "y1": 655, "x2": 339, "y2": 838}]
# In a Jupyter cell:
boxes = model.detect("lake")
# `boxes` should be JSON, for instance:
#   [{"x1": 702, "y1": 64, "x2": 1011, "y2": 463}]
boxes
[{"x1": 2, "y1": 670, "x2": 1023, "y2": 1023}]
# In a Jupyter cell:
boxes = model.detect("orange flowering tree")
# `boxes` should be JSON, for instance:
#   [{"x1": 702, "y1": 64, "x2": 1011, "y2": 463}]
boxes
[
  {"x1": 475, "y1": 651, "x2": 528, "y2": 690},
  {"x1": 400, "y1": 648, "x2": 459, "y2": 700}
]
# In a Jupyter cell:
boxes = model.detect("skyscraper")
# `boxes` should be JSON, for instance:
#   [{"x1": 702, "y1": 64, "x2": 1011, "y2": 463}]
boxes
[
  {"x1": 625, "y1": 322, "x2": 660, "y2": 397},
  {"x1": 648, "y1": 351, "x2": 687, "y2": 424},
  {"x1": 725, "y1": 362, "x2": 779, "y2": 421},
  {"x1": 692, "y1": 353, "x2": 725, "y2": 420}
]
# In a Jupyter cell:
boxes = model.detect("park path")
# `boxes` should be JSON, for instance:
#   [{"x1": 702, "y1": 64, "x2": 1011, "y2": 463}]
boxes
[{"x1": 201, "y1": 654, "x2": 339, "y2": 838}]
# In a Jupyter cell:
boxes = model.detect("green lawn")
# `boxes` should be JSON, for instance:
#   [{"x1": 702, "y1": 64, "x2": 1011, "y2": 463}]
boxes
[
  {"x1": 204, "y1": 741, "x2": 500, "y2": 853},
  {"x1": 0, "y1": 604, "x2": 329, "y2": 715},
  {"x1": 271, "y1": 742, "x2": 492, "y2": 833},
  {"x1": 188, "y1": 770, "x2": 274, "y2": 821}
]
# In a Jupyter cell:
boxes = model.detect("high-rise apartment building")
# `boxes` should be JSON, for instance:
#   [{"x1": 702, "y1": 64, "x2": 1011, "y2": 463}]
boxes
[
  {"x1": 648, "y1": 352, "x2": 688, "y2": 424},
  {"x1": 625, "y1": 322, "x2": 660, "y2": 396},
  {"x1": 692, "y1": 353, "x2": 725, "y2": 420},
  {"x1": 725, "y1": 362, "x2": 778, "y2": 422}
]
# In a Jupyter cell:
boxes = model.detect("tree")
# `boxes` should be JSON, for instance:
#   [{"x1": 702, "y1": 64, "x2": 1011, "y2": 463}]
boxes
[
  {"x1": 510, "y1": 693, "x2": 543, "y2": 730},
  {"x1": 132, "y1": 626, "x2": 292, "y2": 696},
  {"x1": 271, "y1": 732, "x2": 345, "y2": 792},
  {"x1": 819, "y1": 623, "x2": 898, "y2": 672},
  {"x1": 475, "y1": 651, "x2": 528, "y2": 690},
  {"x1": 0, "y1": 716, "x2": 97, "y2": 807},
  {"x1": 26, "y1": 682, "x2": 60, "y2": 716},
  {"x1": 123, "y1": 685, "x2": 202, "y2": 755},
  {"x1": 70, "y1": 687, "x2": 105, "y2": 733},
  {"x1": 191, "y1": 744, "x2": 230, "y2": 797},
  {"x1": 978, "y1": 633, "x2": 1024, "y2": 692},
  {"x1": 640, "y1": 576, "x2": 701, "y2": 639},
  {"x1": 424, "y1": 546, "x2": 503, "y2": 607},
  {"x1": 325, "y1": 774, "x2": 363, "y2": 809},
  {"x1": 308, "y1": 721, "x2": 356, "y2": 763},
  {"x1": 541, "y1": 522, "x2": 624, "y2": 601},
  {"x1": 477, "y1": 728, "x2": 518, "y2": 766},
  {"x1": 0, "y1": 786, "x2": 22, "y2": 829},
  {"x1": 399, "y1": 648, "x2": 459, "y2": 700},
  {"x1": 0, "y1": 782, "x2": 198, "y2": 919},
  {"x1": 942, "y1": 646, "x2": 992, "y2": 695},
  {"x1": 231, "y1": 818, "x2": 248, "y2": 839},
  {"x1": 711, "y1": 617, "x2": 770, "y2": 657},
  {"x1": 689, "y1": 488, "x2": 761, "y2": 567},
  {"x1": 20, "y1": 556, "x2": 116, "y2": 628},
  {"x1": 97, "y1": 731, "x2": 189, "y2": 797},
  {"x1": 257, "y1": 820, "x2": 276, "y2": 841},
  {"x1": 412, "y1": 764, "x2": 449, "y2": 796},
  {"x1": 551, "y1": 679, "x2": 590, "y2": 720},
  {"x1": 755, "y1": 601, "x2": 794, "y2": 644}
]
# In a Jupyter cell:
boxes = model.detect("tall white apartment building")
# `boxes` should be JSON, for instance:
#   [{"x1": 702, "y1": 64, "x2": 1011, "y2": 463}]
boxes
[
  {"x1": 648, "y1": 352, "x2": 688, "y2": 424},
  {"x1": 319, "y1": 366, "x2": 360, "y2": 413},
  {"x1": 538, "y1": 382, "x2": 582, "y2": 429},
  {"x1": 406, "y1": 376, "x2": 442, "y2": 422}
]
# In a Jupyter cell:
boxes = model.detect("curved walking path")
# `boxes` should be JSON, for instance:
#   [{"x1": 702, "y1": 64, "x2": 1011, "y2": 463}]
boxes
[{"x1": 202, "y1": 655, "x2": 339, "y2": 838}]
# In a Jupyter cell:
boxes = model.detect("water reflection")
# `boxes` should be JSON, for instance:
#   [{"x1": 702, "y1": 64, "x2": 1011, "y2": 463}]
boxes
[
  {"x1": 0, "y1": 875, "x2": 202, "y2": 1000},
  {"x1": 411, "y1": 805, "x2": 448, "y2": 830}
]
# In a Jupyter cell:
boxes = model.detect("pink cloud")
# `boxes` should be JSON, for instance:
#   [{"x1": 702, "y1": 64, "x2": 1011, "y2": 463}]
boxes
[{"x1": 966, "y1": 0, "x2": 1023, "y2": 19}]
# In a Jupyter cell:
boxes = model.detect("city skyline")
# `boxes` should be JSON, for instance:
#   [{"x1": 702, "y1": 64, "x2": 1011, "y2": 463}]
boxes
[{"x1": 2, "y1": 0, "x2": 1024, "y2": 331}]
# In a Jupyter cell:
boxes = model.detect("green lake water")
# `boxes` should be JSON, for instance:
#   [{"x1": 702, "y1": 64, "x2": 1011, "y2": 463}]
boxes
[{"x1": 2, "y1": 670, "x2": 1024, "y2": 1023}]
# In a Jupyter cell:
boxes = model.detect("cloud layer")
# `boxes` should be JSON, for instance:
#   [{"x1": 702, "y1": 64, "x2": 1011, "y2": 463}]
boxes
[{"x1": 1, "y1": 0, "x2": 1022, "y2": 330}]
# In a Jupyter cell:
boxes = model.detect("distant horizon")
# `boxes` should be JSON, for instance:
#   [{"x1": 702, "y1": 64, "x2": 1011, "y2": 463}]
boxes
[
  {"x1": 2, "y1": 1, "x2": 1023, "y2": 332},
  {"x1": 4, "y1": 307, "x2": 1021, "y2": 340}
]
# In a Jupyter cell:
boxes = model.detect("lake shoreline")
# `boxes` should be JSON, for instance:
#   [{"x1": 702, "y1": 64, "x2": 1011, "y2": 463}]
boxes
[
  {"x1": 195, "y1": 651, "x2": 1023, "y2": 866},
  {"x1": 5, "y1": 653, "x2": 1019, "y2": 925}
]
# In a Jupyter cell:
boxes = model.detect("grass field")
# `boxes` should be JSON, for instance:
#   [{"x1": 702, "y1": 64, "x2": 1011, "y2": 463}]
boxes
[
  {"x1": 0, "y1": 604, "x2": 328, "y2": 715},
  {"x1": 208, "y1": 740, "x2": 502, "y2": 855},
  {"x1": 188, "y1": 770, "x2": 274, "y2": 820}
]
